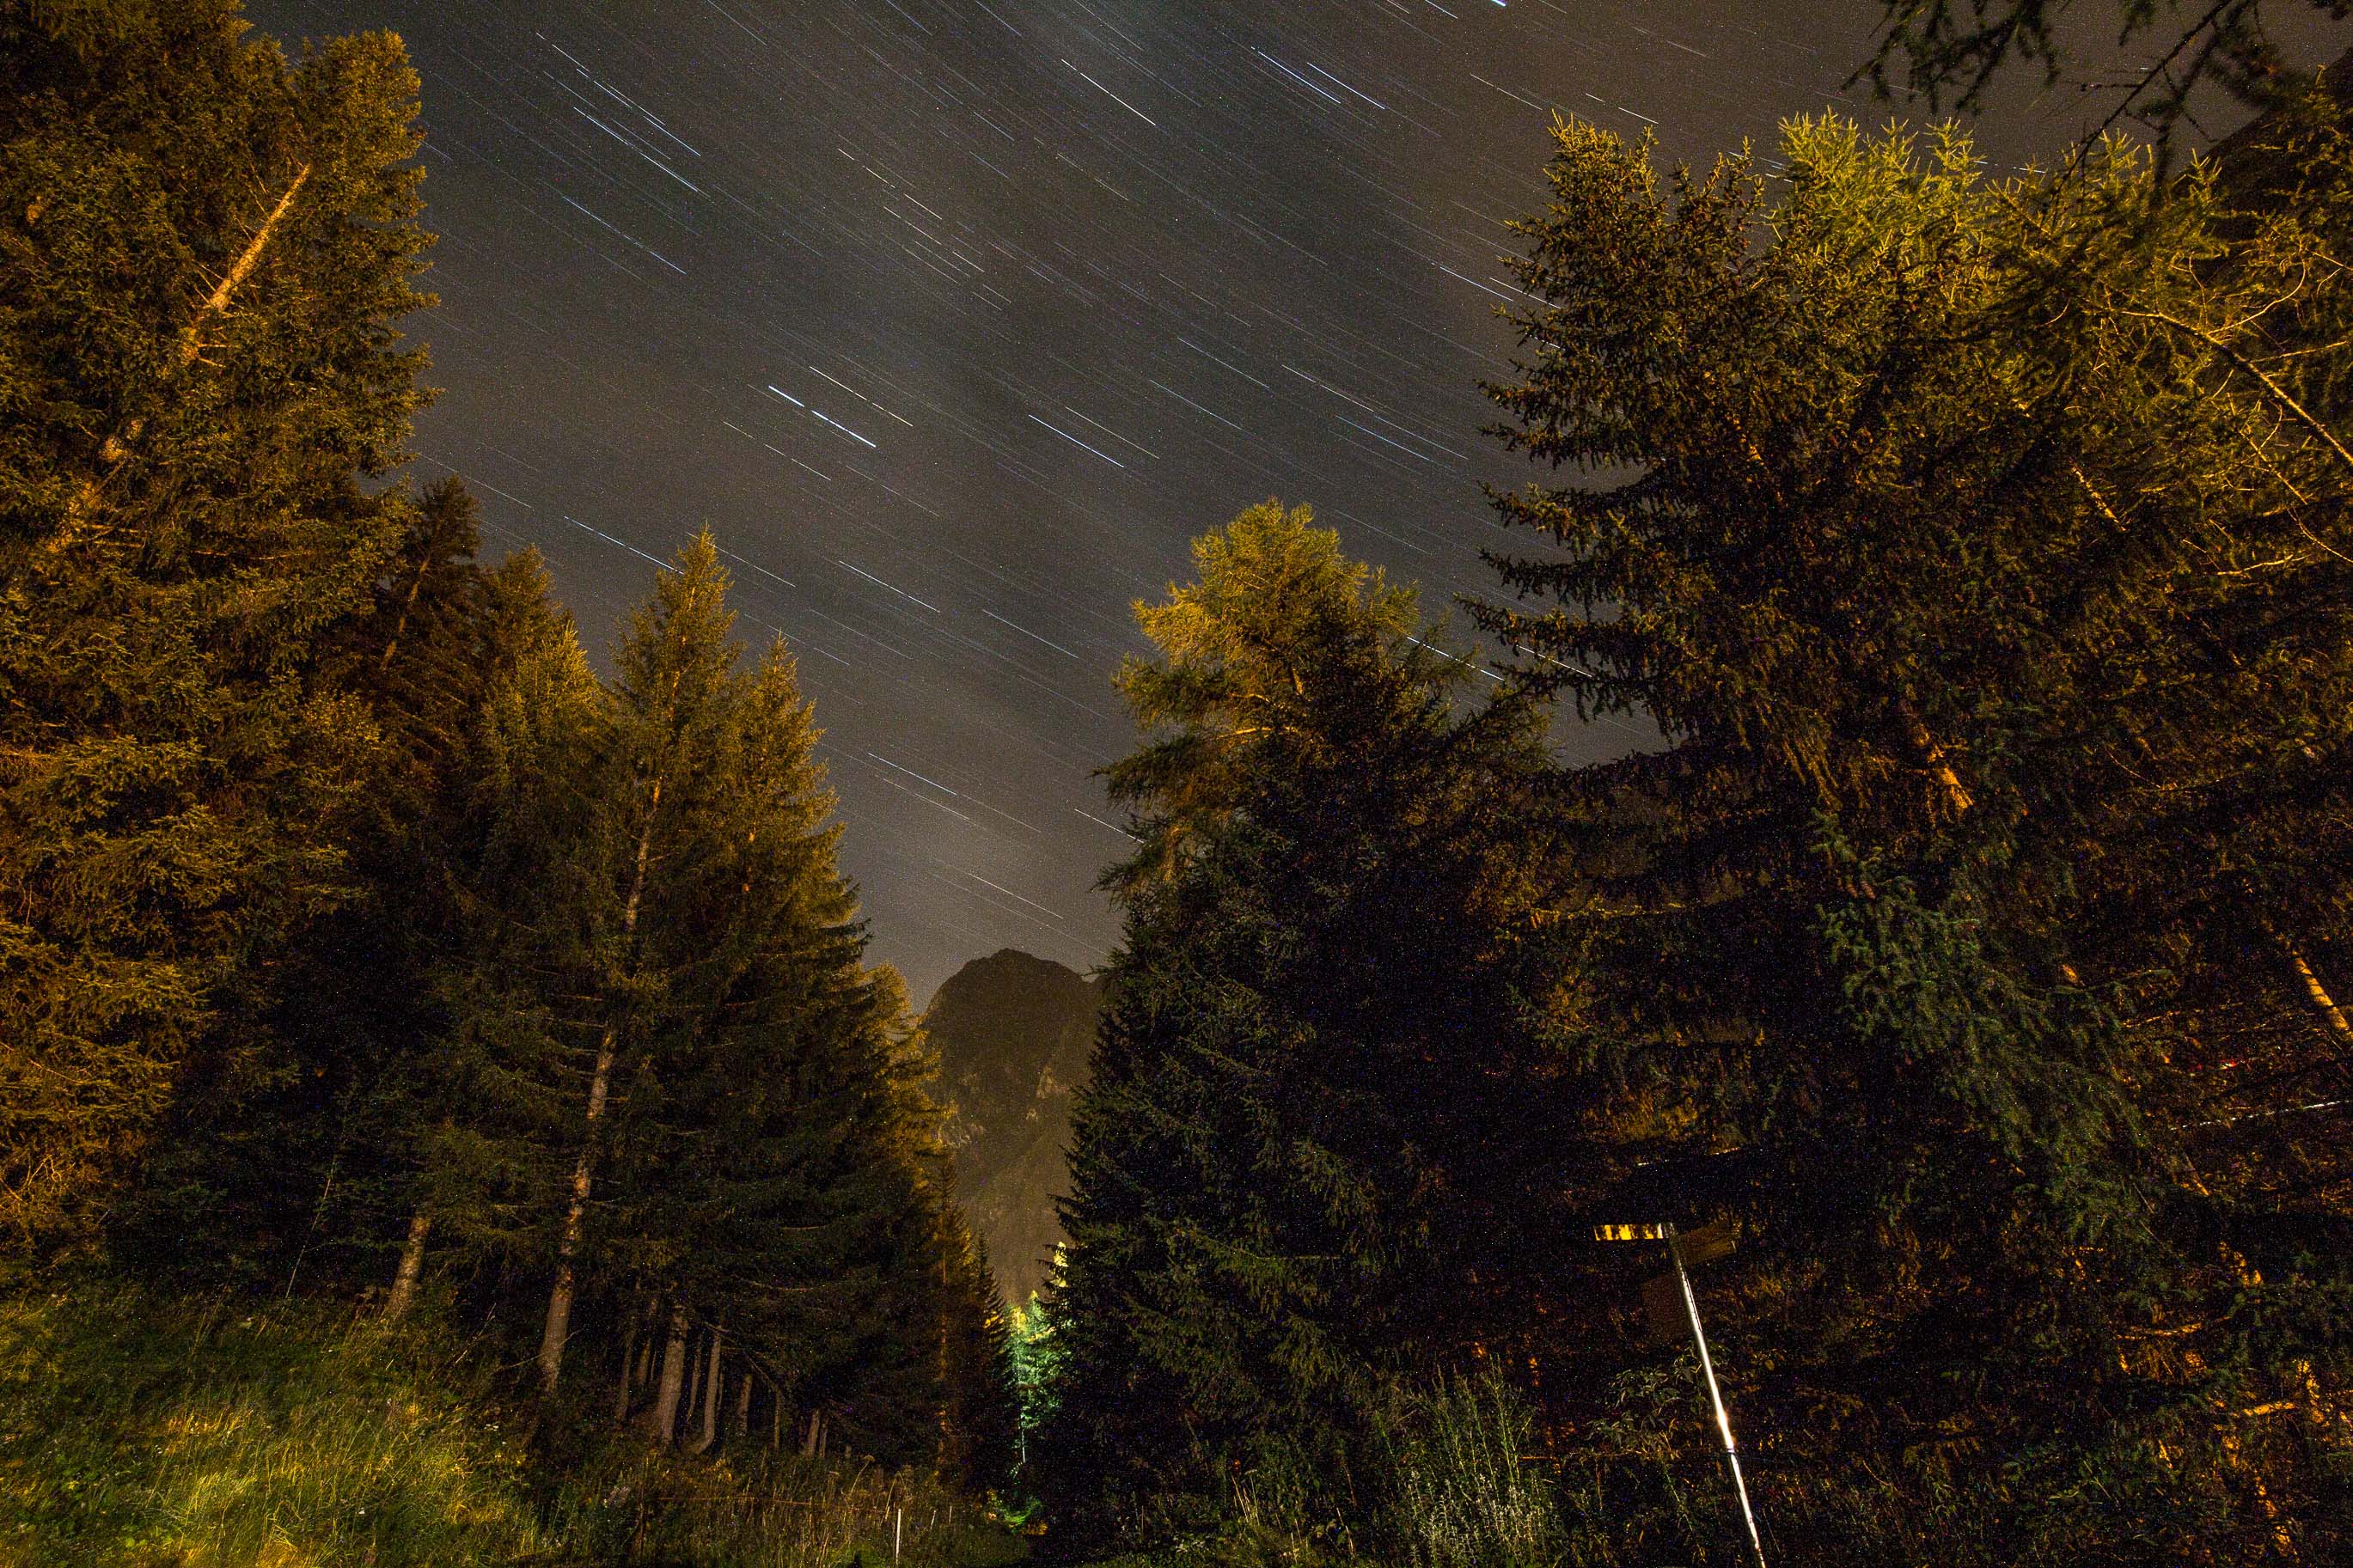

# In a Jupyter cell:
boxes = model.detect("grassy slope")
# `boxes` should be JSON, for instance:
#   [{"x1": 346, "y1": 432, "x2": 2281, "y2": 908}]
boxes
[{"x1": 0, "y1": 1284, "x2": 1024, "y2": 1568}]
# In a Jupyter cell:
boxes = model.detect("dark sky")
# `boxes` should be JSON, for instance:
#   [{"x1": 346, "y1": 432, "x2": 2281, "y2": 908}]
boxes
[{"x1": 241, "y1": 0, "x2": 2340, "y2": 1004}]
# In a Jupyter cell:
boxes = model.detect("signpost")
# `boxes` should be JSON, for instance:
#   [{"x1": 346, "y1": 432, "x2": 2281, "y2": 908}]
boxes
[{"x1": 1594, "y1": 1219, "x2": 1768, "y2": 1568}]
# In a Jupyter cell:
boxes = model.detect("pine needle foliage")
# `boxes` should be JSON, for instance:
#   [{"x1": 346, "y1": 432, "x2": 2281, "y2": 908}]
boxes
[
  {"x1": 1044, "y1": 502, "x2": 1581, "y2": 1544},
  {"x1": 1477, "y1": 106, "x2": 2353, "y2": 1562},
  {"x1": 0, "y1": 0, "x2": 434, "y2": 1257}
]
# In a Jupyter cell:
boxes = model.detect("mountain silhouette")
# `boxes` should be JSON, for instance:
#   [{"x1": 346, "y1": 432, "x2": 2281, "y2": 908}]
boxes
[{"x1": 922, "y1": 949, "x2": 1102, "y2": 1305}]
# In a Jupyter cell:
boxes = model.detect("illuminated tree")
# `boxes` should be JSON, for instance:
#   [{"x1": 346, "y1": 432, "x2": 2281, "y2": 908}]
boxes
[{"x1": 1480, "y1": 107, "x2": 2353, "y2": 1561}]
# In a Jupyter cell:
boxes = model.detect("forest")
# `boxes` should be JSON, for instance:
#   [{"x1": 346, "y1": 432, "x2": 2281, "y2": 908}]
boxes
[{"x1": 3, "y1": 0, "x2": 2350, "y2": 1565}]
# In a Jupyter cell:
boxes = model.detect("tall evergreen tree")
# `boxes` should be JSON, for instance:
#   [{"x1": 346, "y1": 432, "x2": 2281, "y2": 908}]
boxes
[
  {"x1": 938, "y1": 1219, "x2": 1021, "y2": 1490},
  {"x1": 401, "y1": 537, "x2": 990, "y2": 1472},
  {"x1": 1477, "y1": 107, "x2": 2353, "y2": 1562},
  {"x1": 391, "y1": 552, "x2": 602, "y2": 1309},
  {"x1": 1043, "y1": 503, "x2": 1579, "y2": 1541},
  {"x1": 299, "y1": 513, "x2": 565, "y2": 1287},
  {"x1": 729, "y1": 960, "x2": 993, "y2": 1469},
  {"x1": 530, "y1": 533, "x2": 760, "y2": 1399},
  {"x1": 0, "y1": 0, "x2": 433, "y2": 1255},
  {"x1": 121, "y1": 485, "x2": 565, "y2": 1287}
]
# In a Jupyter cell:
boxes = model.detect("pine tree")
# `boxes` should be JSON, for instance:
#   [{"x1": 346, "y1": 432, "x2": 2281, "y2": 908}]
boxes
[
  {"x1": 119, "y1": 485, "x2": 565, "y2": 1288},
  {"x1": 307, "y1": 520, "x2": 565, "y2": 1290},
  {"x1": 400, "y1": 537, "x2": 987, "y2": 1474},
  {"x1": 1477, "y1": 108, "x2": 2353, "y2": 1562},
  {"x1": 575, "y1": 540, "x2": 931, "y2": 1437},
  {"x1": 1043, "y1": 503, "x2": 1579, "y2": 1537},
  {"x1": 0, "y1": 0, "x2": 433, "y2": 1255},
  {"x1": 741, "y1": 961, "x2": 976, "y2": 1467},
  {"x1": 400, "y1": 564, "x2": 607, "y2": 1323},
  {"x1": 938, "y1": 1220, "x2": 1021, "y2": 1490}
]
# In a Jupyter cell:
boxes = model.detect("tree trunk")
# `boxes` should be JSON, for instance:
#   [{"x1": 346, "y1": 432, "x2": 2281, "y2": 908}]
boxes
[
  {"x1": 383, "y1": 1211, "x2": 431, "y2": 1322},
  {"x1": 802, "y1": 1406, "x2": 822, "y2": 1457},
  {"x1": 377, "y1": 540, "x2": 438, "y2": 674},
  {"x1": 174, "y1": 166, "x2": 313, "y2": 374},
  {"x1": 613, "y1": 1301, "x2": 643, "y2": 1425},
  {"x1": 2288, "y1": 941, "x2": 2353, "y2": 1043},
  {"x1": 735, "y1": 1361, "x2": 753, "y2": 1437},
  {"x1": 535, "y1": 1027, "x2": 616, "y2": 1396},
  {"x1": 57, "y1": 164, "x2": 313, "y2": 552},
  {"x1": 536, "y1": 793, "x2": 661, "y2": 1396},
  {"x1": 639, "y1": 1303, "x2": 689, "y2": 1445},
  {"x1": 689, "y1": 1327, "x2": 724, "y2": 1455}
]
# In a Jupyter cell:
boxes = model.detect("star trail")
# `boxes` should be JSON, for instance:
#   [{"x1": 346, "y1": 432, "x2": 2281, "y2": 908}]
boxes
[{"x1": 239, "y1": 0, "x2": 2240, "y2": 1000}]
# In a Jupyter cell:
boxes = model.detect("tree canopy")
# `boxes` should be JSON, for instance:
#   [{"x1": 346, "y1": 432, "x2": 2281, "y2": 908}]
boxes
[
  {"x1": 0, "y1": 0, "x2": 431, "y2": 1254},
  {"x1": 1472, "y1": 103, "x2": 2353, "y2": 1563}
]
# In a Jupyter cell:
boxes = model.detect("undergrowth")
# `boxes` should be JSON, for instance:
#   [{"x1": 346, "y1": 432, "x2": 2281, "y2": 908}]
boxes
[{"x1": 0, "y1": 1283, "x2": 1021, "y2": 1567}]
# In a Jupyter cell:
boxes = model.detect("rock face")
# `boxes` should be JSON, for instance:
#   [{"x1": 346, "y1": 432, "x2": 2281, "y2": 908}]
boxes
[{"x1": 922, "y1": 949, "x2": 1102, "y2": 1306}]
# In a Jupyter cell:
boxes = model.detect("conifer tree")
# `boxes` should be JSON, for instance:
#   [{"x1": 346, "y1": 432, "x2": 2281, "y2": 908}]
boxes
[
  {"x1": 536, "y1": 535, "x2": 739, "y2": 1394},
  {"x1": 572, "y1": 542, "x2": 957, "y2": 1443},
  {"x1": 938, "y1": 1221, "x2": 1021, "y2": 1489},
  {"x1": 401, "y1": 566, "x2": 608, "y2": 1321},
  {"x1": 403, "y1": 537, "x2": 987, "y2": 1474},
  {"x1": 1478, "y1": 108, "x2": 2353, "y2": 1561},
  {"x1": 0, "y1": 0, "x2": 433, "y2": 1254},
  {"x1": 1044, "y1": 503, "x2": 1578, "y2": 1534},
  {"x1": 119, "y1": 485, "x2": 566, "y2": 1287},
  {"x1": 316, "y1": 522, "x2": 565, "y2": 1287},
  {"x1": 741, "y1": 961, "x2": 981, "y2": 1467},
  {"x1": 1005, "y1": 1289, "x2": 1064, "y2": 1479}
]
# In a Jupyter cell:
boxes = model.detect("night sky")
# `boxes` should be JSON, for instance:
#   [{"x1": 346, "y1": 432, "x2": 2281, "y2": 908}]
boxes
[{"x1": 240, "y1": 0, "x2": 2336, "y2": 1003}]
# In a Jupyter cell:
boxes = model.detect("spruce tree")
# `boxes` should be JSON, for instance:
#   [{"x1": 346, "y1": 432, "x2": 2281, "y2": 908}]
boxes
[
  {"x1": 1478, "y1": 108, "x2": 2353, "y2": 1562},
  {"x1": 403, "y1": 537, "x2": 985, "y2": 1473},
  {"x1": 304, "y1": 512, "x2": 564, "y2": 1289},
  {"x1": 400, "y1": 564, "x2": 608, "y2": 1321},
  {"x1": 724, "y1": 960, "x2": 974, "y2": 1467},
  {"x1": 121, "y1": 484, "x2": 562, "y2": 1287},
  {"x1": 0, "y1": 0, "x2": 433, "y2": 1254},
  {"x1": 1044, "y1": 503, "x2": 1578, "y2": 1537},
  {"x1": 939, "y1": 1221, "x2": 1021, "y2": 1489}
]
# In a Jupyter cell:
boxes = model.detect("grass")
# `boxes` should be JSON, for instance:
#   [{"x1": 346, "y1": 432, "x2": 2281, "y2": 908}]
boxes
[
  {"x1": 1047, "y1": 1370, "x2": 1574, "y2": 1568},
  {"x1": 541, "y1": 1446, "x2": 1028, "y2": 1568},
  {"x1": 0, "y1": 1282, "x2": 1024, "y2": 1568},
  {"x1": 1381, "y1": 1372, "x2": 1564, "y2": 1568}
]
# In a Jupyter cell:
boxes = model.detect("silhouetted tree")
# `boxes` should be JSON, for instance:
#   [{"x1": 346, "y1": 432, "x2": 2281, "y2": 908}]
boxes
[{"x1": 1044, "y1": 503, "x2": 1580, "y2": 1543}]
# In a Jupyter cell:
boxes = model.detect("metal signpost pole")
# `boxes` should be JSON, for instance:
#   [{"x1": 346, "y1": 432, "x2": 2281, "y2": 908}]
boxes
[{"x1": 1668, "y1": 1229, "x2": 1768, "y2": 1568}]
